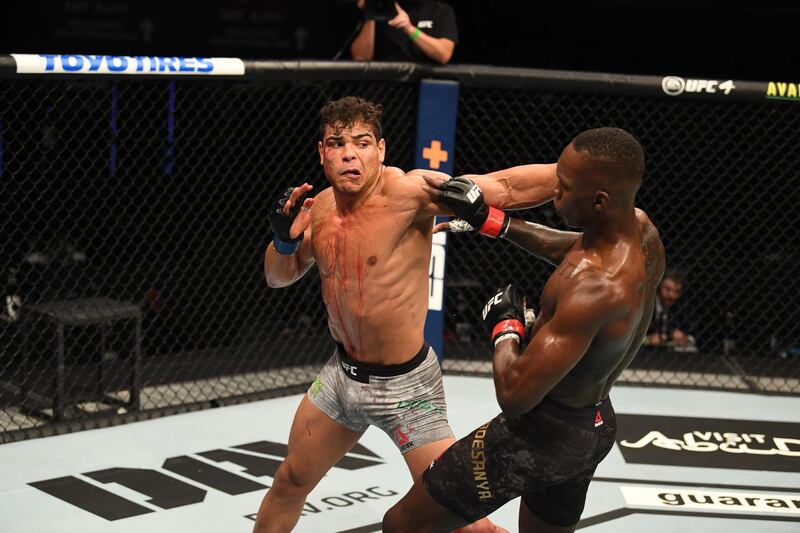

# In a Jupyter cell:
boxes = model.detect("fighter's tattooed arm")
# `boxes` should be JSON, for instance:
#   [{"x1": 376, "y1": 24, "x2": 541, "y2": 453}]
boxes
[{"x1": 600, "y1": 216, "x2": 666, "y2": 396}]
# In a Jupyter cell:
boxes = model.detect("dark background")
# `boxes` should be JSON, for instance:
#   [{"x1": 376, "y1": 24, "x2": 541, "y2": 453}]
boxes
[{"x1": 1, "y1": 0, "x2": 797, "y2": 81}]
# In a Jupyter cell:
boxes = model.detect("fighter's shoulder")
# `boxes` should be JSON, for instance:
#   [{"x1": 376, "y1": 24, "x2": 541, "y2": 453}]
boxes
[
  {"x1": 397, "y1": 167, "x2": 451, "y2": 180},
  {"x1": 308, "y1": 186, "x2": 333, "y2": 215},
  {"x1": 383, "y1": 165, "x2": 408, "y2": 181},
  {"x1": 382, "y1": 166, "x2": 435, "y2": 195},
  {"x1": 557, "y1": 272, "x2": 626, "y2": 325},
  {"x1": 560, "y1": 254, "x2": 634, "y2": 304},
  {"x1": 634, "y1": 208, "x2": 658, "y2": 235},
  {"x1": 314, "y1": 185, "x2": 333, "y2": 197},
  {"x1": 558, "y1": 258, "x2": 618, "y2": 296},
  {"x1": 634, "y1": 208, "x2": 665, "y2": 262},
  {"x1": 311, "y1": 186, "x2": 333, "y2": 203}
]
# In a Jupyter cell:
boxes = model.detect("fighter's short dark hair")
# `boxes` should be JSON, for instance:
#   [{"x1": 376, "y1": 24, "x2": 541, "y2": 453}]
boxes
[
  {"x1": 572, "y1": 127, "x2": 645, "y2": 184},
  {"x1": 319, "y1": 96, "x2": 383, "y2": 141}
]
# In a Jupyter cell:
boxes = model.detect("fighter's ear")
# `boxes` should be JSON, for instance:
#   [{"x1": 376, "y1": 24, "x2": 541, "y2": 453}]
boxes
[
  {"x1": 318, "y1": 141, "x2": 325, "y2": 165},
  {"x1": 593, "y1": 190, "x2": 610, "y2": 209},
  {"x1": 378, "y1": 138, "x2": 386, "y2": 163}
]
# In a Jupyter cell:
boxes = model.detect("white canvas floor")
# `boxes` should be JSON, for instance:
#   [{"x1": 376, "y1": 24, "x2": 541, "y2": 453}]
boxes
[{"x1": 0, "y1": 375, "x2": 798, "y2": 532}]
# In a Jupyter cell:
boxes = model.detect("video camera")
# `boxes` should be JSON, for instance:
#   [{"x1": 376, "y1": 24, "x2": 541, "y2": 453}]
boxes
[{"x1": 364, "y1": 0, "x2": 398, "y2": 21}]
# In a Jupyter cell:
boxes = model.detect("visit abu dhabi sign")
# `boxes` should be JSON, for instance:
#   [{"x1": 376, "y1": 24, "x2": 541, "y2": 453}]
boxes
[{"x1": 615, "y1": 414, "x2": 800, "y2": 472}]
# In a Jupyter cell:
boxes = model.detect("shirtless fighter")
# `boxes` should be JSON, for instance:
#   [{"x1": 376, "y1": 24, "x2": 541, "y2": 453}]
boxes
[
  {"x1": 251, "y1": 96, "x2": 557, "y2": 532},
  {"x1": 383, "y1": 127, "x2": 666, "y2": 532}
]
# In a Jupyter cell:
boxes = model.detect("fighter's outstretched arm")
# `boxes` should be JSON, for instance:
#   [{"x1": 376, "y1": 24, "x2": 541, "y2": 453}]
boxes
[
  {"x1": 503, "y1": 219, "x2": 581, "y2": 266},
  {"x1": 423, "y1": 170, "x2": 579, "y2": 264},
  {"x1": 456, "y1": 163, "x2": 558, "y2": 210}
]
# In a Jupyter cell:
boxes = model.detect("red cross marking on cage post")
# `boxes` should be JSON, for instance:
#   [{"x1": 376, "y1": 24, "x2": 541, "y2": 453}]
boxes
[{"x1": 422, "y1": 140, "x2": 448, "y2": 169}]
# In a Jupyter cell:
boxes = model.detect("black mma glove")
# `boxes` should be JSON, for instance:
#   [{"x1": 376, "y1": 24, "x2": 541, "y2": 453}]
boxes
[
  {"x1": 482, "y1": 284, "x2": 527, "y2": 346},
  {"x1": 270, "y1": 187, "x2": 308, "y2": 255},
  {"x1": 438, "y1": 176, "x2": 510, "y2": 238}
]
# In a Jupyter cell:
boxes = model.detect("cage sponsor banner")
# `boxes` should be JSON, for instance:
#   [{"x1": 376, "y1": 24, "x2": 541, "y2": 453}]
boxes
[
  {"x1": 661, "y1": 76, "x2": 736, "y2": 96},
  {"x1": 766, "y1": 81, "x2": 800, "y2": 101},
  {"x1": 616, "y1": 414, "x2": 800, "y2": 472},
  {"x1": 11, "y1": 54, "x2": 245, "y2": 75},
  {"x1": 416, "y1": 79, "x2": 459, "y2": 359},
  {"x1": 620, "y1": 485, "x2": 800, "y2": 517}
]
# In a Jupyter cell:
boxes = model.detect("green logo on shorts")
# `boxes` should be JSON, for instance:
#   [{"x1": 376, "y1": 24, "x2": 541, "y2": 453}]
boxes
[
  {"x1": 396, "y1": 398, "x2": 446, "y2": 417},
  {"x1": 309, "y1": 377, "x2": 323, "y2": 397}
]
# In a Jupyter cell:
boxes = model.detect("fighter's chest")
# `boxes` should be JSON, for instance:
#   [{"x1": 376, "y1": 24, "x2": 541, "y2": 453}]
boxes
[
  {"x1": 538, "y1": 277, "x2": 562, "y2": 321},
  {"x1": 311, "y1": 212, "x2": 406, "y2": 277}
]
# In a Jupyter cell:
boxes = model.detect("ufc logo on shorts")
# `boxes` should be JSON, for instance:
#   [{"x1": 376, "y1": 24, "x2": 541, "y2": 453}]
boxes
[
  {"x1": 482, "y1": 292, "x2": 503, "y2": 320},
  {"x1": 341, "y1": 361, "x2": 358, "y2": 377},
  {"x1": 466, "y1": 185, "x2": 481, "y2": 204}
]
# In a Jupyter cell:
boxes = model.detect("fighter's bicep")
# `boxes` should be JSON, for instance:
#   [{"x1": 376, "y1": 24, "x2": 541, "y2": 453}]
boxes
[
  {"x1": 514, "y1": 288, "x2": 611, "y2": 391},
  {"x1": 518, "y1": 311, "x2": 597, "y2": 386}
]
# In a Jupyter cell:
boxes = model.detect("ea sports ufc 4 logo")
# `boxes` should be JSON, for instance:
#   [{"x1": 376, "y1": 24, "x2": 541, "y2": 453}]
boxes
[
  {"x1": 661, "y1": 76, "x2": 736, "y2": 96},
  {"x1": 482, "y1": 291, "x2": 504, "y2": 320}
]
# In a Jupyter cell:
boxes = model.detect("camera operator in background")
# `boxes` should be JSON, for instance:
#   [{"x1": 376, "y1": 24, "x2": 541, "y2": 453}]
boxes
[{"x1": 350, "y1": 0, "x2": 458, "y2": 65}]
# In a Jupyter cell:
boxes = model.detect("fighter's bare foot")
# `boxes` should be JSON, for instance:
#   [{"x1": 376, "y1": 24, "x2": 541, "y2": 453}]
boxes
[{"x1": 454, "y1": 519, "x2": 510, "y2": 533}]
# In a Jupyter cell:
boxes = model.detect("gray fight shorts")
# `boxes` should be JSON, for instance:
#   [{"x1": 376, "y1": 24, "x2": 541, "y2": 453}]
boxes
[{"x1": 307, "y1": 342, "x2": 454, "y2": 453}]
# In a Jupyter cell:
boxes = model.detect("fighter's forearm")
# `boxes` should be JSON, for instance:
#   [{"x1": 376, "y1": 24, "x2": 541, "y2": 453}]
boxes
[
  {"x1": 264, "y1": 243, "x2": 313, "y2": 288},
  {"x1": 492, "y1": 340, "x2": 542, "y2": 416},
  {"x1": 470, "y1": 163, "x2": 557, "y2": 210},
  {"x1": 503, "y1": 218, "x2": 581, "y2": 266}
]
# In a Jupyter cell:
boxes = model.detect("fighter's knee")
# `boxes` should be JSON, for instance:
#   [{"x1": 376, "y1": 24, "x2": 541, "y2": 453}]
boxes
[
  {"x1": 382, "y1": 503, "x2": 410, "y2": 533},
  {"x1": 271, "y1": 460, "x2": 314, "y2": 497}
]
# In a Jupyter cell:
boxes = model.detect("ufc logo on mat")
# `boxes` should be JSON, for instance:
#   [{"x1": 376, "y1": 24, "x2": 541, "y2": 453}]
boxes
[{"x1": 466, "y1": 185, "x2": 481, "y2": 203}]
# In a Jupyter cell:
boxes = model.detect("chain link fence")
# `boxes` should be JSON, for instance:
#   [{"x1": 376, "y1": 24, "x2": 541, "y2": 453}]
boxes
[
  {"x1": 0, "y1": 65, "x2": 417, "y2": 442},
  {"x1": 1, "y1": 60, "x2": 797, "y2": 443},
  {"x1": 443, "y1": 82, "x2": 800, "y2": 393}
]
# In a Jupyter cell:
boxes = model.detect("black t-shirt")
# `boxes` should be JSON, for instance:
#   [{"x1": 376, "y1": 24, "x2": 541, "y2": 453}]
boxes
[
  {"x1": 647, "y1": 296, "x2": 688, "y2": 339},
  {"x1": 373, "y1": 1, "x2": 459, "y2": 63}
]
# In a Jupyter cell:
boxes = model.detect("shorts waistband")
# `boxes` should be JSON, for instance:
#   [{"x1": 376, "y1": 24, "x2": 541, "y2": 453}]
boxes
[
  {"x1": 533, "y1": 395, "x2": 614, "y2": 430},
  {"x1": 336, "y1": 343, "x2": 430, "y2": 384}
]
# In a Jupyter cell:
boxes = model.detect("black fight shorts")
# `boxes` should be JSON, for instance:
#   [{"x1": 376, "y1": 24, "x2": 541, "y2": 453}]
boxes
[{"x1": 423, "y1": 396, "x2": 616, "y2": 527}]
